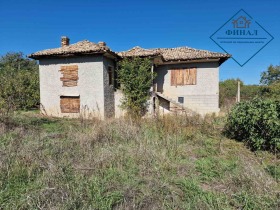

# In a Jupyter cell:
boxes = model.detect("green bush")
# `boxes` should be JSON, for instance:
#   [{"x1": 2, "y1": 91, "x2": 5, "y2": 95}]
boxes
[
  {"x1": 117, "y1": 57, "x2": 156, "y2": 117},
  {"x1": 260, "y1": 81, "x2": 280, "y2": 100},
  {"x1": 0, "y1": 52, "x2": 39, "y2": 112},
  {"x1": 219, "y1": 79, "x2": 242, "y2": 107},
  {"x1": 224, "y1": 99, "x2": 280, "y2": 151},
  {"x1": 219, "y1": 79, "x2": 263, "y2": 109}
]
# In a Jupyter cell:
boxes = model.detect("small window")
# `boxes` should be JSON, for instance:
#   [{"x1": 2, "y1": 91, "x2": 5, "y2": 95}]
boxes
[
  {"x1": 178, "y1": 97, "x2": 184, "y2": 104},
  {"x1": 60, "y1": 96, "x2": 80, "y2": 113},
  {"x1": 108, "y1": 66, "x2": 113, "y2": 86}
]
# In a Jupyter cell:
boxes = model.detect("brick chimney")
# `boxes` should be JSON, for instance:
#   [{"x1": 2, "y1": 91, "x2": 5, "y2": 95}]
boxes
[
  {"x1": 98, "y1": 41, "x2": 106, "y2": 47},
  {"x1": 61, "y1": 36, "x2": 70, "y2": 47}
]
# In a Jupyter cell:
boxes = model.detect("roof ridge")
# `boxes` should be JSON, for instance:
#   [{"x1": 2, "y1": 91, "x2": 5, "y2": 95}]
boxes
[
  {"x1": 74, "y1": 40, "x2": 97, "y2": 45},
  {"x1": 29, "y1": 39, "x2": 117, "y2": 59},
  {"x1": 29, "y1": 38, "x2": 231, "y2": 62},
  {"x1": 117, "y1": 45, "x2": 231, "y2": 62}
]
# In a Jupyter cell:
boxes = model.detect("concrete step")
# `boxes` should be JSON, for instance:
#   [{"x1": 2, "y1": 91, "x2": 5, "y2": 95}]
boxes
[{"x1": 155, "y1": 92, "x2": 197, "y2": 115}]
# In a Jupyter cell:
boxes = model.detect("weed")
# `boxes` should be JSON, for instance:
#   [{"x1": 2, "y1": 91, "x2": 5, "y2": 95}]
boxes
[{"x1": 0, "y1": 112, "x2": 278, "y2": 209}]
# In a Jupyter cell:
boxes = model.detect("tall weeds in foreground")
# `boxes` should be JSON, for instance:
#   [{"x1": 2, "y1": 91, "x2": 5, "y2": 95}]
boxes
[{"x1": 0, "y1": 112, "x2": 279, "y2": 209}]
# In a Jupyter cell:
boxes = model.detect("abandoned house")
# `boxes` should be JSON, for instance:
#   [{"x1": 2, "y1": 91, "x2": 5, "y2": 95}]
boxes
[{"x1": 29, "y1": 36, "x2": 231, "y2": 119}]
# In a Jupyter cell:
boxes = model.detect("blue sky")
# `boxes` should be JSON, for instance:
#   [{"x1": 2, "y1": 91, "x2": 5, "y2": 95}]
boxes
[{"x1": 0, "y1": 0, "x2": 279, "y2": 84}]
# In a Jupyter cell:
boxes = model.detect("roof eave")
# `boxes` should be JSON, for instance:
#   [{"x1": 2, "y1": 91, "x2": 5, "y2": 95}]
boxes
[
  {"x1": 118, "y1": 54, "x2": 161, "y2": 59},
  {"x1": 29, "y1": 51, "x2": 120, "y2": 60},
  {"x1": 218, "y1": 56, "x2": 231, "y2": 65},
  {"x1": 157, "y1": 57, "x2": 230, "y2": 65}
]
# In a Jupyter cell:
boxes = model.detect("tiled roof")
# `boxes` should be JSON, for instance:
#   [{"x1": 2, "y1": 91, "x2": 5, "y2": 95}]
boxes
[
  {"x1": 117, "y1": 46, "x2": 161, "y2": 57},
  {"x1": 29, "y1": 39, "x2": 231, "y2": 63},
  {"x1": 159, "y1": 47, "x2": 230, "y2": 61},
  {"x1": 118, "y1": 46, "x2": 231, "y2": 62},
  {"x1": 29, "y1": 40, "x2": 118, "y2": 59}
]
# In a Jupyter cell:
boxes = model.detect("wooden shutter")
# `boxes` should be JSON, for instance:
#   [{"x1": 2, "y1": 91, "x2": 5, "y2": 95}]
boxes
[
  {"x1": 184, "y1": 68, "x2": 197, "y2": 85},
  {"x1": 171, "y1": 68, "x2": 197, "y2": 86},
  {"x1": 189, "y1": 68, "x2": 197, "y2": 85},
  {"x1": 171, "y1": 70, "x2": 176, "y2": 86},
  {"x1": 60, "y1": 65, "x2": 78, "y2": 87},
  {"x1": 60, "y1": 96, "x2": 80, "y2": 113},
  {"x1": 177, "y1": 69, "x2": 184, "y2": 85}
]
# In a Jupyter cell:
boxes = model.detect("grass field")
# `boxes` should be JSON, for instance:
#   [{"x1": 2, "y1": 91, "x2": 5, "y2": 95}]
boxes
[{"x1": 0, "y1": 112, "x2": 279, "y2": 209}]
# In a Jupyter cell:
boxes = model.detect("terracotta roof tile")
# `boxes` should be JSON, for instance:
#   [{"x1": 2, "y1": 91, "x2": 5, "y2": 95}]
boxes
[
  {"x1": 118, "y1": 46, "x2": 231, "y2": 62},
  {"x1": 29, "y1": 39, "x2": 231, "y2": 63},
  {"x1": 117, "y1": 46, "x2": 161, "y2": 57},
  {"x1": 29, "y1": 40, "x2": 118, "y2": 59}
]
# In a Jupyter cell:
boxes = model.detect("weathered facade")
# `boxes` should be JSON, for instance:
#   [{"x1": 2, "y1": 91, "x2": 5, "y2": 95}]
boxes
[
  {"x1": 154, "y1": 62, "x2": 220, "y2": 115},
  {"x1": 30, "y1": 38, "x2": 118, "y2": 119},
  {"x1": 29, "y1": 37, "x2": 230, "y2": 119},
  {"x1": 118, "y1": 46, "x2": 230, "y2": 115}
]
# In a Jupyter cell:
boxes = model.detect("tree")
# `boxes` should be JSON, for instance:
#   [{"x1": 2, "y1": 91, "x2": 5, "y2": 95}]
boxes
[
  {"x1": 219, "y1": 79, "x2": 263, "y2": 108},
  {"x1": 0, "y1": 52, "x2": 39, "y2": 112},
  {"x1": 117, "y1": 57, "x2": 156, "y2": 117},
  {"x1": 259, "y1": 65, "x2": 280, "y2": 100},
  {"x1": 219, "y1": 79, "x2": 244, "y2": 106},
  {"x1": 260, "y1": 65, "x2": 280, "y2": 85}
]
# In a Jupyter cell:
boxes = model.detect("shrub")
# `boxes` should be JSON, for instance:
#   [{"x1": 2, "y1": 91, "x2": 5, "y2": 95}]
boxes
[
  {"x1": 0, "y1": 52, "x2": 39, "y2": 113},
  {"x1": 219, "y1": 79, "x2": 242, "y2": 107},
  {"x1": 224, "y1": 98, "x2": 280, "y2": 151},
  {"x1": 219, "y1": 79, "x2": 263, "y2": 109},
  {"x1": 260, "y1": 81, "x2": 280, "y2": 100},
  {"x1": 117, "y1": 57, "x2": 156, "y2": 117}
]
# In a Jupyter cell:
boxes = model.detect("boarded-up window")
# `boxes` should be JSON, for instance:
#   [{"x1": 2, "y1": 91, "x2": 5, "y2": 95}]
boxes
[
  {"x1": 171, "y1": 68, "x2": 197, "y2": 86},
  {"x1": 60, "y1": 65, "x2": 78, "y2": 87},
  {"x1": 60, "y1": 96, "x2": 80, "y2": 113}
]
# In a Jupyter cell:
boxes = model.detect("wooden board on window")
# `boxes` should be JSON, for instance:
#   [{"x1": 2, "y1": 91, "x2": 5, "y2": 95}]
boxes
[
  {"x1": 171, "y1": 70, "x2": 176, "y2": 86},
  {"x1": 184, "y1": 68, "x2": 197, "y2": 85},
  {"x1": 60, "y1": 65, "x2": 78, "y2": 87},
  {"x1": 60, "y1": 96, "x2": 80, "y2": 113},
  {"x1": 171, "y1": 68, "x2": 197, "y2": 86},
  {"x1": 177, "y1": 69, "x2": 184, "y2": 85}
]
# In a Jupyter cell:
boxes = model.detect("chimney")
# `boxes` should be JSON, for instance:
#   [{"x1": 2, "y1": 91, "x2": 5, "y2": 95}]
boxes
[
  {"x1": 61, "y1": 36, "x2": 70, "y2": 47},
  {"x1": 98, "y1": 41, "x2": 106, "y2": 47}
]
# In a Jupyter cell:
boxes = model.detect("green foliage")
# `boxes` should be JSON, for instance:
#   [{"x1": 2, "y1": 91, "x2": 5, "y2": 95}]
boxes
[
  {"x1": 259, "y1": 65, "x2": 280, "y2": 100},
  {"x1": 195, "y1": 157, "x2": 238, "y2": 181},
  {"x1": 117, "y1": 57, "x2": 156, "y2": 117},
  {"x1": 220, "y1": 79, "x2": 244, "y2": 99},
  {"x1": 175, "y1": 178, "x2": 230, "y2": 209},
  {"x1": 224, "y1": 98, "x2": 280, "y2": 151},
  {"x1": 0, "y1": 52, "x2": 39, "y2": 112},
  {"x1": 265, "y1": 164, "x2": 280, "y2": 181},
  {"x1": 219, "y1": 79, "x2": 262, "y2": 108},
  {"x1": 219, "y1": 66, "x2": 280, "y2": 107},
  {"x1": 260, "y1": 81, "x2": 280, "y2": 100},
  {"x1": 260, "y1": 64, "x2": 280, "y2": 85},
  {"x1": 241, "y1": 85, "x2": 262, "y2": 99}
]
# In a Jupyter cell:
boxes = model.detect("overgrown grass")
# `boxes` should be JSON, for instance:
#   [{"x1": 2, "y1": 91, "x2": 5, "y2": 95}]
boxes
[{"x1": 0, "y1": 112, "x2": 279, "y2": 209}]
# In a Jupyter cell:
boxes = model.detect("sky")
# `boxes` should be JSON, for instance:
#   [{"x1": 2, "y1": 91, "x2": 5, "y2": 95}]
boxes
[{"x1": 0, "y1": 0, "x2": 279, "y2": 84}]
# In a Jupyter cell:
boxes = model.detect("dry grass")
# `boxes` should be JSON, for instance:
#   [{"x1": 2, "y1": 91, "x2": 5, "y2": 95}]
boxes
[{"x1": 0, "y1": 112, "x2": 279, "y2": 209}]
